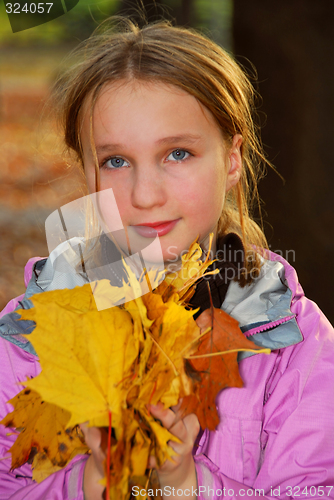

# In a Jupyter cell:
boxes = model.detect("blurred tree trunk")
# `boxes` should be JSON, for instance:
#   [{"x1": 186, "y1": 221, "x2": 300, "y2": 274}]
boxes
[
  {"x1": 233, "y1": 0, "x2": 334, "y2": 324},
  {"x1": 179, "y1": 0, "x2": 193, "y2": 25}
]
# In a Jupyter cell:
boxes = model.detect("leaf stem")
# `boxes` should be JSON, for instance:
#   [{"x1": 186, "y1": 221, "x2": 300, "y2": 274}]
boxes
[
  {"x1": 142, "y1": 267, "x2": 153, "y2": 293},
  {"x1": 145, "y1": 469, "x2": 153, "y2": 499},
  {"x1": 146, "y1": 330, "x2": 179, "y2": 376},
  {"x1": 147, "y1": 381, "x2": 157, "y2": 415},
  {"x1": 106, "y1": 411, "x2": 112, "y2": 500},
  {"x1": 200, "y1": 232, "x2": 214, "y2": 267},
  {"x1": 185, "y1": 347, "x2": 271, "y2": 359},
  {"x1": 179, "y1": 326, "x2": 212, "y2": 356},
  {"x1": 114, "y1": 372, "x2": 137, "y2": 387},
  {"x1": 177, "y1": 269, "x2": 218, "y2": 294}
]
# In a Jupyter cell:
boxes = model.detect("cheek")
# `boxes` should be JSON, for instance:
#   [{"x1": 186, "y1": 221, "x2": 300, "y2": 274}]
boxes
[
  {"x1": 182, "y1": 171, "x2": 226, "y2": 216},
  {"x1": 108, "y1": 186, "x2": 131, "y2": 223}
]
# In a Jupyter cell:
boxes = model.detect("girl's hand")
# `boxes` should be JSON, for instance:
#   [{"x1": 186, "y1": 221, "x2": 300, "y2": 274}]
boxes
[
  {"x1": 80, "y1": 424, "x2": 106, "y2": 500},
  {"x1": 148, "y1": 401, "x2": 199, "y2": 498}
]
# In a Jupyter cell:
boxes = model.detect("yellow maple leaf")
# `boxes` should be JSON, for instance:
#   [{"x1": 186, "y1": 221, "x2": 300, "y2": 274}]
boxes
[
  {"x1": 159, "y1": 235, "x2": 219, "y2": 304},
  {"x1": 136, "y1": 295, "x2": 200, "y2": 409},
  {"x1": 19, "y1": 289, "x2": 138, "y2": 429}
]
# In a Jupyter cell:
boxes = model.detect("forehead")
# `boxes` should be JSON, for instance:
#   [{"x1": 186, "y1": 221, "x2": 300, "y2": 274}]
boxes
[
  {"x1": 82, "y1": 79, "x2": 223, "y2": 139},
  {"x1": 92, "y1": 79, "x2": 204, "y2": 113}
]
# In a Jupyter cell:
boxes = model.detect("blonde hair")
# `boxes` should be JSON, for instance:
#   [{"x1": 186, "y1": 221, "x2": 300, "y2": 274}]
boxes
[{"x1": 53, "y1": 17, "x2": 269, "y2": 284}]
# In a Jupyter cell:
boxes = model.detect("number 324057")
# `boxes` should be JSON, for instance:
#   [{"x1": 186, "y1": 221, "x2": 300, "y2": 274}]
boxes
[{"x1": 5, "y1": 3, "x2": 53, "y2": 14}]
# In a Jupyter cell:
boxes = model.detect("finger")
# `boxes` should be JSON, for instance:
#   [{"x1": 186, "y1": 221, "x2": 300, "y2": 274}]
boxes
[
  {"x1": 148, "y1": 455, "x2": 157, "y2": 469},
  {"x1": 149, "y1": 405, "x2": 189, "y2": 448},
  {"x1": 150, "y1": 404, "x2": 197, "y2": 444},
  {"x1": 79, "y1": 422, "x2": 88, "y2": 433},
  {"x1": 170, "y1": 398, "x2": 192, "y2": 427},
  {"x1": 163, "y1": 414, "x2": 199, "y2": 460},
  {"x1": 83, "y1": 427, "x2": 102, "y2": 448},
  {"x1": 195, "y1": 309, "x2": 212, "y2": 331},
  {"x1": 168, "y1": 415, "x2": 199, "y2": 452},
  {"x1": 80, "y1": 426, "x2": 106, "y2": 463},
  {"x1": 156, "y1": 448, "x2": 182, "y2": 473},
  {"x1": 183, "y1": 413, "x2": 200, "y2": 442},
  {"x1": 148, "y1": 450, "x2": 180, "y2": 472},
  {"x1": 149, "y1": 403, "x2": 177, "y2": 430},
  {"x1": 171, "y1": 398, "x2": 183, "y2": 413}
]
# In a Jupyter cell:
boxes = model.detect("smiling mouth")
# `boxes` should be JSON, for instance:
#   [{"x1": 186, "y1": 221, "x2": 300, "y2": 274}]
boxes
[{"x1": 131, "y1": 219, "x2": 180, "y2": 237}]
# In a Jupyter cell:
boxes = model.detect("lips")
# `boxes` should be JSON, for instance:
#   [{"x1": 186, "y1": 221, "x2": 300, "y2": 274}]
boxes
[{"x1": 131, "y1": 219, "x2": 179, "y2": 237}]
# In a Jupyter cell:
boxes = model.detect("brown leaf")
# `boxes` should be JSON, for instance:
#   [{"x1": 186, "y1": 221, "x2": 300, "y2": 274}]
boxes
[
  {"x1": 180, "y1": 307, "x2": 268, "y2": 430},
  {"x1": 0, "y1": 389, "x2": 88, "y2": 475}
]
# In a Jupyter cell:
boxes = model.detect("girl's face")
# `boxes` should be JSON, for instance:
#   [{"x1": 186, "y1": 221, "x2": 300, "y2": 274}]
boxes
[{"x1": 82, "y1": 80, "x2": 242, "y2": 268}]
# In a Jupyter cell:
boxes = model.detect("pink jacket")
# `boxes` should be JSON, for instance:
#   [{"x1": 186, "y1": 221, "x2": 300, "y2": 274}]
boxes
[{"x1": 0, "y1": 249, "x2": 333, "y2": 499}]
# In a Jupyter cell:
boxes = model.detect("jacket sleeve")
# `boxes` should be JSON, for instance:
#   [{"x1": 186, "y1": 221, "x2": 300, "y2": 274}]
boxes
[
  {"x1": 193, "y1": 295, "x2": 334, "y2": 499},
  {"x1": 0, "y1": 254, "x2": 90, "y2": 499},
  {"x1": 0, "y1": 453, "x2": 88, "y2": 500},
  {"x1": 0, "y1": 336, "x2": 90, "y2": 500}
]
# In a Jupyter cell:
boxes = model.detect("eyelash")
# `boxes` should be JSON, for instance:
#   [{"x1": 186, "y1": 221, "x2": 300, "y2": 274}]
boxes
[{"x1": 100, "y1": 149, "x2": 192, "y2": 170}]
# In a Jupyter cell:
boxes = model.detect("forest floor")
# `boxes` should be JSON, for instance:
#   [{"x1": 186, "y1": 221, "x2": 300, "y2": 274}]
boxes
[{"x1": 0, "y1": 48, "x2": 85, "y2": 310}]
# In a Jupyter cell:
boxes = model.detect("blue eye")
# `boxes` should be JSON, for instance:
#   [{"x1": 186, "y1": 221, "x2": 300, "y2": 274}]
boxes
[
  {"x1": 103, "y1": 157, "x2": 130, "y2": 169},
  {"x1": 167, "y1": 149, "x2": 190, "y2": 162}
]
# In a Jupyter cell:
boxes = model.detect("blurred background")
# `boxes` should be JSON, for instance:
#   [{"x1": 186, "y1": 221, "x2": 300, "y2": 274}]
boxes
[{"x1": 0, "y1": 0, "x2": 333, "y2": 323}]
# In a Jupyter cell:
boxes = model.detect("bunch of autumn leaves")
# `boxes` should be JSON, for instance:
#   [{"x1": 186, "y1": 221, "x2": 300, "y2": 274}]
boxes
[{"x1": 1, "y1": 237, "x2": 268, "y2": 499}]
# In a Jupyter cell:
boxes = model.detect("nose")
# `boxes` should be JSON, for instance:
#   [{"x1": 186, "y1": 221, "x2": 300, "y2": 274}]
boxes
[{"x1": 131, "y1": 163, "x2": 167, "y2": 209}]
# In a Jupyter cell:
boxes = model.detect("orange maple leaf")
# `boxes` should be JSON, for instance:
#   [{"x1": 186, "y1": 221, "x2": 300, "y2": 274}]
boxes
[{"x1": 180, "y1": 307, "x2": 269, "y2": 430}]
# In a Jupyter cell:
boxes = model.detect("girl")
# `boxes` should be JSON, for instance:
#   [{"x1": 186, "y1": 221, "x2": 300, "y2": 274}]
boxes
[{"x1": 1, "y1": 17, "x2": 334, "y2": 500}]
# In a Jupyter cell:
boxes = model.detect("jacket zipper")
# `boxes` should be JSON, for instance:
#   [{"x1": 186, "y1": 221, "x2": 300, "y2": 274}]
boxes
[{"x1": 244, "y1": 314, "x2": 296, "y2": 338}]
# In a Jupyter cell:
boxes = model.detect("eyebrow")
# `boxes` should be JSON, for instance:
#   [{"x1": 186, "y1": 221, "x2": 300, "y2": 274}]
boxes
[
  {"x1": 95, "y1": 134, "x2": 203, "y2": 155},
  {"x1": 156, "y1": 134, "x2": 203, "y2": 145}
]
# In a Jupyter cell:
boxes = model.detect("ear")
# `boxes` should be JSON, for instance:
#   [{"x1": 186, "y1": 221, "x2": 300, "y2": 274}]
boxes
[{"x1": 226, "y1": 134, "x2": 243, "y2": 192}]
